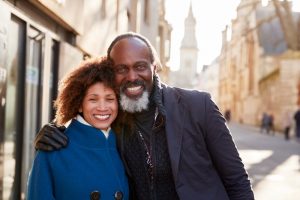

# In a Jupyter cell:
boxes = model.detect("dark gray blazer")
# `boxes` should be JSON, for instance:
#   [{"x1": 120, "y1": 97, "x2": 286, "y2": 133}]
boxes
[{"x1": 162, "y1": 84, "x2": 254, "y2": 200}]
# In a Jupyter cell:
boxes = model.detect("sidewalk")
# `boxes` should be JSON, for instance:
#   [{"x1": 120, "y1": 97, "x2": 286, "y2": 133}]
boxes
[
  {"x1": 228, "y1": 122, "x2": 300, "y2": 144},
  {"x1": 228, "y1": 121, "x2": 300, "y2": 200}
]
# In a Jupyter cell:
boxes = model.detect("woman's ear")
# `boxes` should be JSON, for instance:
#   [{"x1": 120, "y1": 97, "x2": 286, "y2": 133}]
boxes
[{"x1": 79, "y1": 107, "x2": 82, "y2": 113}]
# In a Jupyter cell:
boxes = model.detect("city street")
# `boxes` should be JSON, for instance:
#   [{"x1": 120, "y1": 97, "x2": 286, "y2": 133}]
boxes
[{"x1": 228, "y1": 123, "x2": 300, "y2": 200}]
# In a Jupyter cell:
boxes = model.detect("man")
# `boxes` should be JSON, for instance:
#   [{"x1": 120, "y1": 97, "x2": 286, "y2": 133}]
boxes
[{"x1": 35, "y1": 32, "x2": 254, "y2": 199}]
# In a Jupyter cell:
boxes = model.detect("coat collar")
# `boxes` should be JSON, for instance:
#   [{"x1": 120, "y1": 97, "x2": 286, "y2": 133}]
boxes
[{"x1": 161, "y1": 84, "x2": 187, "y2": 183}]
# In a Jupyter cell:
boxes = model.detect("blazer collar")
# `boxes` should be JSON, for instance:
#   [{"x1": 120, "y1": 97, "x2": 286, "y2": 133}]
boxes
[{"x1": 162, "y1": 84, "x2": 187, "y2": 183}]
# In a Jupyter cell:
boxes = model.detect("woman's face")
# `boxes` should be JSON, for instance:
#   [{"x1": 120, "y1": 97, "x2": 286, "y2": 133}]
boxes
[{"x1": 79, "y1": 82, "x2": 118, "y2": 130}]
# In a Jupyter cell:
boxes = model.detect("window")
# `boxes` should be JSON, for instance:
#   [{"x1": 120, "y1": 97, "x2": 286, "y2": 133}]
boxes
[{"x1": 144, "y1": 0, "x2": 150, "y2": 24}]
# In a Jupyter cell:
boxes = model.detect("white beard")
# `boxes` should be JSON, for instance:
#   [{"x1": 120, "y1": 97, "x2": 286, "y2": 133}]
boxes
[{"x1": 119, "y1": 91, "x2": 149, "y2": 113}]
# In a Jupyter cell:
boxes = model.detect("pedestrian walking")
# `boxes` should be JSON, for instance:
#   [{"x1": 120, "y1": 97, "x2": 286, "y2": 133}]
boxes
[
  {"x1": 294, "y1": 107, "x2": 300, "y2": 142},
  {"x1": 269, "y1": 114, "x2": 275, "y2": 135},
  {"x1": 282, "y1": 111, "x2": 292, "y2": 140},
  {"x1": 224, "y1": 109, "x2": 231, "y2": 123},
  {"x1": 261, "y1": 112, "x2": 270, "y2": 134}
]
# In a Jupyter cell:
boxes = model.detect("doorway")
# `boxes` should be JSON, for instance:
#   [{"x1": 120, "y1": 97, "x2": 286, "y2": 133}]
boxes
[{"x1": 0, "y1": 13, "x2": 59, "y2": 199}]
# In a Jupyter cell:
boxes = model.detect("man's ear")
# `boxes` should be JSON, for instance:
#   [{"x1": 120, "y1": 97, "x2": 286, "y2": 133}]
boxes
[
  {"x1": 153, "y1": 64, "x2": 158, "y2": 73},
  {"x1": 79, "y1": 107, "x2": 82, "y2": 113}
]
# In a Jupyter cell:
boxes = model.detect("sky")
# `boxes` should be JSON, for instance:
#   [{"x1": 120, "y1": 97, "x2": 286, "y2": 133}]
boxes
[{"x1": 165, "y1": 0, "x2": 300, "y2": 72}]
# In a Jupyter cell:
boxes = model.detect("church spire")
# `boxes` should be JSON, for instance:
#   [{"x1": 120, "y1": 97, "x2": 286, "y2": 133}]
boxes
[
  {"x1": 173, "y1": 0, "x2": 199, "y2": 89},
  {"x1": 181, "y1": 0, "x2": 198, "y2": 48},
  {"x1": 187, "y1": 1, "x2": 196, "y2": 23}
]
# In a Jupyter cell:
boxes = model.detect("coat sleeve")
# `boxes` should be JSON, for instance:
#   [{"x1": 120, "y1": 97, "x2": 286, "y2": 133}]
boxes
[
  {"x1": 203, "y1": 94, "x2": 254, "y2": 200},
  {"x1": 26, "y1": 151, "x2": 55, "y2": 200}
]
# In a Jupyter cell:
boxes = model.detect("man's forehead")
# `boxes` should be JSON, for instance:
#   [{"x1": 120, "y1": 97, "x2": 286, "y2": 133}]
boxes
[
  {"x1": 110, "y1": 37, "x2": 151, "y2": 62},
  {"x1": 112, "y1": 37, "x2": 148, "y2": 51}
]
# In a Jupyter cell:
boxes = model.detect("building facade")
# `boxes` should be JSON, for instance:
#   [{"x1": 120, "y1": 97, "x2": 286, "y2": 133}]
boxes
[
  {"x1": 0, "y1": 0, "x2": 171, "y2": 199},
  {"x1": 218, "y1": 0, "x2": 300, "y2": 129},
  {"x1": 198, "y1": 57, "x2": 220, "y2": 105}
]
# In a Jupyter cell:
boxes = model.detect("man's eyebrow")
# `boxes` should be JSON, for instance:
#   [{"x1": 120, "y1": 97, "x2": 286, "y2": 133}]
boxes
[
  {"x1": 133, "y1": 61, "x2": 151, "y2": 66},
  {"x1": 114, "y1": 63, "x2": 127, "y2": 67}
]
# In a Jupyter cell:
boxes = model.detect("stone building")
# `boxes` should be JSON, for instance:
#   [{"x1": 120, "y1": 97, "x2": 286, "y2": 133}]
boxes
[
  {"x1": 170, "y1": 2, "x2": 198, "y2": 89},
  {"x1": 0, "y1": 0, "x2": 171, "y2": 199},
  {"x1": 198, "y1": 57, "x2": 220, "y2": 105},
  {"x1": 219, "y1": 0, "x2": 300, "y2": 129}
]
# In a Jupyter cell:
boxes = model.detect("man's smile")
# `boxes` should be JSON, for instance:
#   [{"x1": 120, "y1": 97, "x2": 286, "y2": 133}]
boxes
[
  {"x1": 121, "y1": 80, "x2": 146, "y2": 99},
  {"x1": 125, "y1": 85, "x2": 144, "y2": 97}
]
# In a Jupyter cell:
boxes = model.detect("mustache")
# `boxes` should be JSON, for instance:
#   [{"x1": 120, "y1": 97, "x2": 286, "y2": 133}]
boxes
[{"x1": 120, "y1": 80, "x2": 145, "y2": 92}]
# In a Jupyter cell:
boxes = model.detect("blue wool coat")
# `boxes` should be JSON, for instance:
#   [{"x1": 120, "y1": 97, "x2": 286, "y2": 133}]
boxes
[{"x1": 27, "y1": 119, "x2": 129, "y2": 200}]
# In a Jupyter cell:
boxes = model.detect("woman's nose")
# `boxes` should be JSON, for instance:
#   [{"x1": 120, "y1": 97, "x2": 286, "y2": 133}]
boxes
[{"x1": 97, "y1": 101, "x2": 107, "y2": 110}]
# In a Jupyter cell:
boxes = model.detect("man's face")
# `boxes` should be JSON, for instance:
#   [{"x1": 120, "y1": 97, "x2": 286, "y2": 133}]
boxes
[{"x1": 109, "y1": 37, "x2": 156, "y2": 112}]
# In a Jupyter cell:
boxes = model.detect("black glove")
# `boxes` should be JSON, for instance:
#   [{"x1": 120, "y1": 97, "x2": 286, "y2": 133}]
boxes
[{"x1": 34, "y1": 122, "x2": 68, "y2": 151}]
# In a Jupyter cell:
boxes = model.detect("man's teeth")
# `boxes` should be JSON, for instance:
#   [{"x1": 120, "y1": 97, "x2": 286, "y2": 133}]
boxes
[
  {"x1": 127, "y1": 86, "x2": 141, "y2": 91},
  {"x1": 94, "y1": 115, "x2": 110, "y2": 120}
]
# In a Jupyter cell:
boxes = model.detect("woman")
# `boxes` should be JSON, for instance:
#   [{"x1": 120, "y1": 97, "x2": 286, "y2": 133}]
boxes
[{"x1": 27, "y1": 57, "x2": 129, "y2": 200}]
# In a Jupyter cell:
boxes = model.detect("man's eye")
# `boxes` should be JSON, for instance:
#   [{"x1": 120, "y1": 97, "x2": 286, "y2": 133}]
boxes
[
  {"x1": 135, "y1": 64, "x2": 147, "y2": 70},
  {"x1": 89, "y1": 98, "x2": 96, "y2": 101},
  {"x1": 115, "y1": 66, "x2": 127, "y2": 74},
  {"x1": 106, "y1": 98, "x2": 115, "y2": 102}
]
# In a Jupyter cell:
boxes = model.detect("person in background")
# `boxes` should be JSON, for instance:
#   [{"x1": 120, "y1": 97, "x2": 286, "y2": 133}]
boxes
[
  {"x1": 34, "y1": 32, "x2": 254, "y2": 200},
  {"x1": 27, "y1": 57, "x2": 129, "y2": 200},
  {"x1": 224, "y1": 109, "x2": 231, "y2": 123},
  {"x1": 294, "y1": 107, "x2": 300, "y2": 142},
  {"x1": 260, "y1": 112, "x2": 270, "y2": 134},
  {"x1": 268, "y1": 113, "x2": 275, "y2": 135},
  {"x1": 282, "y1": 111, "x2": 292, "y2": 140}
]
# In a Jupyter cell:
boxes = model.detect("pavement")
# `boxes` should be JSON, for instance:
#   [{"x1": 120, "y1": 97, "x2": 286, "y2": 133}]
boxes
[{"x1": 227, "y1": 122, "x2": 300, "y2": 200}]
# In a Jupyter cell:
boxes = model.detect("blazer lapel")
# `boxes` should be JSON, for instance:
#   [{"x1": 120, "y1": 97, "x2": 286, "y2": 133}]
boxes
[{"x1": 162, "y1": 85, "x2": 186, "y2": 183}]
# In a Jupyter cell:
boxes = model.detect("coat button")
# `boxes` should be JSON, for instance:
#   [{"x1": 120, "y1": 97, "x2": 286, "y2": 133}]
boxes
[
  {"x1": 90, "y1": 191, "x2": 101, "y2": 200},
  {"x1": 114, "y1": 191, "x2": 123, "y2": 200}
]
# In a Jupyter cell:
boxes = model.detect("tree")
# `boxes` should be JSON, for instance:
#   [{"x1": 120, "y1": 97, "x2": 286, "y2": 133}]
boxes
[{"x1": 272, "y1": 0, "x2": 300, "y2": 50}]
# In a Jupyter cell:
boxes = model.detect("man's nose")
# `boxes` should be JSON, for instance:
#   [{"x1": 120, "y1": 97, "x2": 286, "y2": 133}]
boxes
[{"x1": 127, "y1": 69, "x2": 138, "y2": 81}]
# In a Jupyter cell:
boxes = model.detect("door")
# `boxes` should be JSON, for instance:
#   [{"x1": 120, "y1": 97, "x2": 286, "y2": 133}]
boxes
[
  {"x1": 21, "y1": 26, "x2": 45, "y2": 196},
  {"x1": 0, "y1": 4, "x2": 9, "y2": 199},
  {"x1": 2, "y1": 15, "x2": 26, "y2": 200}
]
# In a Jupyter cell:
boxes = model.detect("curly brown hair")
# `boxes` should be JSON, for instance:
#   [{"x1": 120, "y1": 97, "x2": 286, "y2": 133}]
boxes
[{"x1": 54, "y1": 57, "x2": 115, "y2": 125}]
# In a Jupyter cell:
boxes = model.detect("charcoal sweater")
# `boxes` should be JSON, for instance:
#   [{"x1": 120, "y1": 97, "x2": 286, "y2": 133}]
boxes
[{"x1": 122, "y1": 104, "x2": 179, "y2": 200}]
